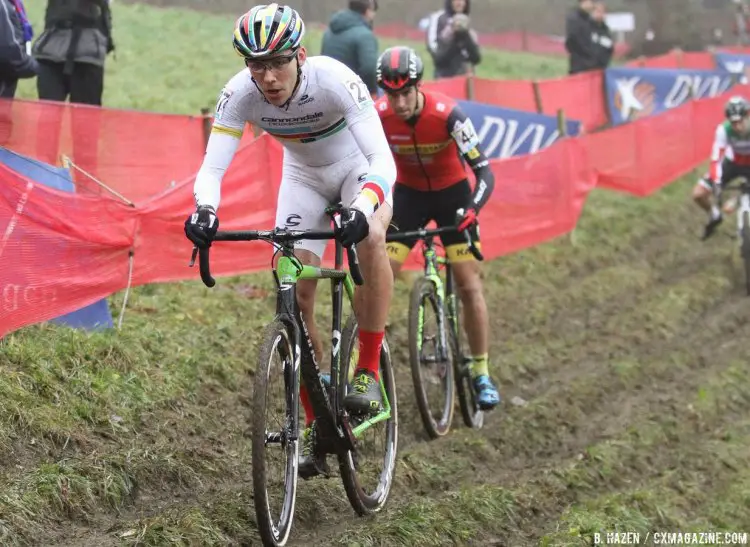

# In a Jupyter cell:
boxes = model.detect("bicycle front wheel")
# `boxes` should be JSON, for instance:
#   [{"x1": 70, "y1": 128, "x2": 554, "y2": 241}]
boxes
[
  {"x1": 408, "y1": 276, "x2": 455, "y2": 438},
  {"x1": 252, "y1": 321, "x2": 299, "y2": 547},
  {"x1": 338, "y1": 315, "x2": 398, "y2": 516}
]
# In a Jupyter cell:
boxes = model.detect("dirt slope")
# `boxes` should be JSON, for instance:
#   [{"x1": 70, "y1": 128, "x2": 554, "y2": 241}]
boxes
[{"x1": 2, "y1": 174, "x2": 749, "y2": 546}]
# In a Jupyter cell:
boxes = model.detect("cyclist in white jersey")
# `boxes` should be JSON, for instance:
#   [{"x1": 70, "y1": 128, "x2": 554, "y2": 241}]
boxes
[
  {"x1": 183, "y1": 3, "x2": 397, "y2": 478},
  {"x1": 693, "y1": 96, "x2": 750, "y2": 239}
]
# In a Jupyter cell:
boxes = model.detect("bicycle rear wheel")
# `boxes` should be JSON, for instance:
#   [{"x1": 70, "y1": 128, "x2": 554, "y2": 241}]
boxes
[
  {"x1": 741, "y1": 209, "x2": 750, "y2": 296},
  {"x1": 252, "y1": 321, "x2": 299, "y2": 547},
  {"x1": 408, "y1": 276, "x2": 455, "y2": 438},
  {"x1": 338, "y1": 315, "x2": 398, "y2": 516},
  {"x1": 450, "y1": 295, "x2": 484, "y2": 429}
]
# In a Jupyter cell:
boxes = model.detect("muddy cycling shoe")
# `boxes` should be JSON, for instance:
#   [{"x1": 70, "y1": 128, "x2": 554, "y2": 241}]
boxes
[
  {"x1": 298, "y1": 422, "x2": 329, "y2": 480},
  {"x1": 320, "y1": 373, "x2": 331, "y2": 388},
  {"x1": 343, "y1": 370, "x2": 382, "y2": 415},
  {"x1": 702, "y1": 215, "x2": 723, "y2": 240},
  {"x1": 472, "y1": 375, "x2": 501, "y2": 410}
]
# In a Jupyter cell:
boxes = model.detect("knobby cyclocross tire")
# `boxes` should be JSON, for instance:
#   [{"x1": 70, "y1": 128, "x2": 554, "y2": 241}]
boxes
[
  {"x1": 450, "y1": 295, "x2": 484, "y2": 429},
  {"x1": 338, "y1": 315, "x2": 398, "y2": 516},
  {"x1": 742, "y1": 210, "x2": 750, "y2": 296},
  {"x1": 252, "y1": 321, "x2": 299, "y2": 547},
  {"x1": 408, "y1": 276, "x2": 455, "y2": 439}
]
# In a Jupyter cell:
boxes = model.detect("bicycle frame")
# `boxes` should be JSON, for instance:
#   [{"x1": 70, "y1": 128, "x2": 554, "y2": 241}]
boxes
[
  {"x1": 273, "y1": 246, "x2": 392, "y2": 449},
  {"x1": 416, "y1": 236, "x2": 454, "y2": 364},
  {"x1": 388, "y1": 225, "x2": 481, "y2": 356},
  {"x1": 193, "y1": 227, "x2": 392, "y2": 454}
]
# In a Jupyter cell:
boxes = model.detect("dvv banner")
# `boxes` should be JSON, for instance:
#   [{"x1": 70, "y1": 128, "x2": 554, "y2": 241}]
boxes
[
  {"x1": 714, "y1": 51, "x2": 750, "y2": 84},
  {"x1": 605, "y1": 67, "x2": 736, "y2": 126},
  {"x1": 457, "y1": 100, "x2": 582, "y2": 159}
]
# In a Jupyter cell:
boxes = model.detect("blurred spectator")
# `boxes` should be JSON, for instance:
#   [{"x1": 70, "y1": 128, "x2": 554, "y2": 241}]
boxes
[
  {"x1": 0, "y1": 0, "x2": 38, "y2": 98},
  {"x1": 733, "y1": 0, "x2": 750, "y2": 46},
  {"x1": 712, "y1": 27, "x2": 724, "y2": 47},
  {"x1": 591, "y1": 1, "x2": 613, "y2": 70},
  {"x1": 321, "y1": 0, "x2": 379, "y2": 96},
  {"x1": 425, "y1": 0, "x2": 480, "y2": 79},
  {"x1": 32, "y1": 0, "x2": 114, "y2": 106},
  {"x1": 565, "y1": 0, "x2": 597, "y2": 75}
]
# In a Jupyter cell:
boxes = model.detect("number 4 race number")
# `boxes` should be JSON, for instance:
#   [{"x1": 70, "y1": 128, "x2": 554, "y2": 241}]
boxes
[{"x1": 451, "y1": 118, "x2": 480, "y2": 155}]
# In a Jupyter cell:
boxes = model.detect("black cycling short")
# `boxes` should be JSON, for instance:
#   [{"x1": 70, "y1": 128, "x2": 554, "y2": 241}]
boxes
[
  {"x1": 386, "y1": 180, "x2": 481, "y2": 263},
  {"x1": 720, "y1": 158, "x2": 750, "y2": 188}
]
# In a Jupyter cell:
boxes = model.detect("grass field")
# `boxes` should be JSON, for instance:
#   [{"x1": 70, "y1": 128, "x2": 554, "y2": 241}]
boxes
[
  {"x1": 16, "y1": 2, "x2": 568, "y2": 114},
  {"x1": 5, "y1": 2, "x2": 750, "y2": 546}
]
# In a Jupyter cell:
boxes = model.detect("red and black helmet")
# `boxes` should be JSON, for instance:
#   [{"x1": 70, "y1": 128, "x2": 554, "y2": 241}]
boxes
[{"x1": 376, "y1": 46, "x2": 424, "y2": 92}]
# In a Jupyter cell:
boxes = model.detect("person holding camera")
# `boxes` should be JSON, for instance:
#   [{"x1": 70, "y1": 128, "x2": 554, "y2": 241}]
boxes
[{"x1": 425, "y1": 0, "x2": 480, "y2": 79}]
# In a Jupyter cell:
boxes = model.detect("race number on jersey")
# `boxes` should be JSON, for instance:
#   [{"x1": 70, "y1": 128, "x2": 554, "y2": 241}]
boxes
[
  {"x1": 215, "y1": 88, "x2": 233, "y2": 121},
  {"x1": 344, "y1": 78, "x2": 371, "y2": 109},
  {"x1": 451, "y1": 118, "x2": 480, "y2": 155}
]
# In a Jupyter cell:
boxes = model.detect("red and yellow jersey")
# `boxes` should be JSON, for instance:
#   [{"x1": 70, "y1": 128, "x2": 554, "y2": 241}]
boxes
[{"x1": 376, "y1": 90, "x2": 493, "y2": 208}]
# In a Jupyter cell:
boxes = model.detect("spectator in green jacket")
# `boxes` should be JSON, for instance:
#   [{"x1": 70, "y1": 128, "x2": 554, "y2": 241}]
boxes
[{"x1": 321, "y1": 0, "x2": 379, "y2": 96}]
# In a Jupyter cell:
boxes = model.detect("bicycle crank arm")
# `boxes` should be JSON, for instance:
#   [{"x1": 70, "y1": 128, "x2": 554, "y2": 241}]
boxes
[{"x1": 335, "y1": 413, "x2": 357, "y2": 454}]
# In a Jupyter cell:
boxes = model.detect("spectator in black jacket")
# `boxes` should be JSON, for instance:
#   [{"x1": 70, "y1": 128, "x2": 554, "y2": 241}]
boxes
[
  {"x1": 32, "y1": 0, "x2": 114, "y2": 106},
  {"x1": 565, "y1": 0, "x2": 597, "y2": 75},
  {"x1": 426, "y1": 0, "x2": 480, "y2": 79},
  {"x1": 591, "y1": 1, "x2": 614, "y2": 70},
  {"x1": 0, "y1": 0, "x2": 38, "y2": 98}
]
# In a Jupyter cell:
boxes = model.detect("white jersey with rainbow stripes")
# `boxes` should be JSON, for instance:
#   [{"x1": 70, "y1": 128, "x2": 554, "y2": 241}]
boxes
[{"x1": 193, "y1": 55, "x2": 395, "y2": 216}]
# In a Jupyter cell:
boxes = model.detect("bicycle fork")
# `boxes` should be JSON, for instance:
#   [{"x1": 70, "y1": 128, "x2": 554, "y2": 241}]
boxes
[{"x1": 417, "y1": 278, "x2": 451, "y2": 365}]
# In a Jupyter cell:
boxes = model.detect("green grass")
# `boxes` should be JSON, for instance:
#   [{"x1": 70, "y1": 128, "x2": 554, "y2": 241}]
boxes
[
  {"x1": 16, "y1": 2, "x2": 567, "y2": 113},
  {"x1": 5, "y1": 1, "x2": 750, "y2": 546},
  {"x1": 5, "y1": 170, "x2": 750, "y2": 545}
]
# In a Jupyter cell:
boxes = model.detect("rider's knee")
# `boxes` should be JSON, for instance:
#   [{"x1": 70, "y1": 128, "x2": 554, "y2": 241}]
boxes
[
  {"x1": 296, "y1": 280, "x2": 317, "y2": 313},
  {"x1": 693, "y1": 177, "x2": 713, "y2": 201},
  {"x1": 456, "y1": 270, "x2": 484, "y2": 302},
  {"x1": 362, "y1": 216, "x2": 387, "y2": 249}
]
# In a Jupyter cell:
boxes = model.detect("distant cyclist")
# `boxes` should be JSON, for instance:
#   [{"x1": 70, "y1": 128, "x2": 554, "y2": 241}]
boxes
[
  {"x1": 375, "y1": 46, "x2": 500, "y2": 410},
  {"x1": 183, "y1": 3, "x2": 397, "y2": 477},
  {"x1": 695, "y1": 95, "x2": 750, "y2": 240}
]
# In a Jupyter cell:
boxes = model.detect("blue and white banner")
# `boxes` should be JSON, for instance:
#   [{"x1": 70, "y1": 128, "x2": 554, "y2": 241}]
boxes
[
  {"x1": 605, "y1": 67, "x2": 737, "y2": 126},
  {"x1": 714, "y1": 51, "x2": 750, "y2": 84},
  {"x1": 457, "y1": 100, "x2": 582, "y2": 159}
]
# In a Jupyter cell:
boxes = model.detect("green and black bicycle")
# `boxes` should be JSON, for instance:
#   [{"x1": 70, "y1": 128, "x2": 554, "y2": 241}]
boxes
[
  {"x1": 386, "y1": 222, "x2": 484, "y2": 439},
  {"x1": 191, "y1": 206, "x2": 397, "y2": 547}
]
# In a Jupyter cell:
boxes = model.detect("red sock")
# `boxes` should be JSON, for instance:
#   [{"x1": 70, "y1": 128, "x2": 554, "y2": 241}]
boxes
[
  {"x1": 300, "y1": 385, "x2": 314, "y2": 426},
  {"x1": 357, "y1": 330, "x2": 384, "y2": 381}
]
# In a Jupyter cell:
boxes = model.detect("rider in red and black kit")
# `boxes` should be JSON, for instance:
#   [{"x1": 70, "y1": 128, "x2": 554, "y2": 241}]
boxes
[{"x1": 375, "y1": 45, "x2": 500, "y2": 410}]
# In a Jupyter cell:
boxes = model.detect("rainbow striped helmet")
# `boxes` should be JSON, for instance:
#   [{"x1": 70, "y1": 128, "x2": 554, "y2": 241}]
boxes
[{"x1": 233, "y1": 4, "x2": 305, "y2": 59}]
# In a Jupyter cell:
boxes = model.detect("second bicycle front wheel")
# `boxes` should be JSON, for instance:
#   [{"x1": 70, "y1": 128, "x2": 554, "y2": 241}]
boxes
[
  {"x1": 408, "y1": 276, "x2": 455, "y2": 438},
  {"x1": 338, "y1": 315, "x2": 398, "y2": 516},
  {"x1": 252, "y1": 321, "x2": 299, "y2": 547}
]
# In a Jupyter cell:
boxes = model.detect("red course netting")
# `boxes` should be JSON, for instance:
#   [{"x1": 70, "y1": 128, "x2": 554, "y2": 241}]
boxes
[
  {"x1": 536, "y1": 70, "x2": 608, "y2": 131},
  {"x1": 0, "y1": 162, "x2": 135, "y2": 327},
  {"x1": 625, "y1": 50, "x2": 716, "y2": 70},
  {"x1": 421, "y1": 77, "x2": 469, "y2": 100},
  {"x1": 472, "y1": 77, "x2": 538, "y2": 112},
  {"x1": 2, "y1": 78, "x2": 747, "y2": 337}
]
